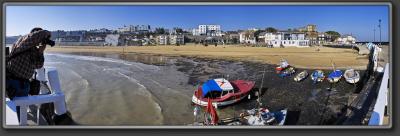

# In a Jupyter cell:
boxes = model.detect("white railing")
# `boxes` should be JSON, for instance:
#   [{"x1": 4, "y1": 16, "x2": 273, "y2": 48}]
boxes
[
  {"x1": 368, "y1": 63, "x2": 389, "y2": 125},
  {"x1": 6, "y1": 67, "x2": 67, "y2": 126}
]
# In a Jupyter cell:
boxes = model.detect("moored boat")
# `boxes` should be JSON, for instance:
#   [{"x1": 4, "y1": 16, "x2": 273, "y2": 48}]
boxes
[
  {"x1": 294, "y1": 70, "x2": 308, "y2": 82},
  {"x1": 192, "y1": 78, "x2": 255, "y2": 107},
  {"x1": 279, "y1": 67, "x2": 296, "y2": 77},
  {"x1": 275, "y1": 59, "x2": 290, "y2": 72},
  {"x1": 328, "y1": 70, "x2": 343, "y2": 83},
  {"x1": 220, "y1": 108, "x2": 287, "y2": 126},
  {"x1": 242, "y1": 108, "x2": 287, "y2": 126},
  {"x1": 311, "y1": 70, "x2": 325, "y2": 84},
  {"x1": 344, "y1": 69, "x2": 360, "y2": 84}
]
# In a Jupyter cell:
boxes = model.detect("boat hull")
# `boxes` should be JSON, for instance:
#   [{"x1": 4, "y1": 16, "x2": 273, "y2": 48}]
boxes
[
  {"x1": 345, "y1": 78, "x2": 360, "y2": 84},
  {"x1": 328, "y1": 77, "x2": 341, "y2": 83},
  {"x1": 344, "y1": 69, "x2": 360, "y2": 84},
  {"x1": 294, "y1": 71, "x2": 308, "y2": 82},
  {"x1": 192, "y1": 95, "x2": 248, "y2": 107},
  {"x1": 311, "y1": 70, "x2": 325, "y2": 83},
  {"x1": 192, "y1": 80, "x2": 255, "y2": 107}
]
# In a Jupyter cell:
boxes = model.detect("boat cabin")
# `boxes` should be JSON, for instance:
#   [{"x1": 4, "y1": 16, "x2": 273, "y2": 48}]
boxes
[{"x1": 198, "y1": 78, "x2": 237, "y2": 99}]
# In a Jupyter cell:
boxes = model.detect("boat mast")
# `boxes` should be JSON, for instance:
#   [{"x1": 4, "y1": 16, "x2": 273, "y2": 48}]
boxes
[{"x1": 257, "y1": 67, "x2": 266, "y2": 109}]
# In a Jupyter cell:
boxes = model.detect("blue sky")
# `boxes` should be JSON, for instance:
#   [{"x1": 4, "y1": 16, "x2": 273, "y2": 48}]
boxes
[{"x1": 6, "y1": 5, "x2": 389, "y2": 42}]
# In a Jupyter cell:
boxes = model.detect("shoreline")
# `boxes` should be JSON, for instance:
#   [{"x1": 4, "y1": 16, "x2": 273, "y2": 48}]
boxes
[{"x1": 46, "y1": 45, "x2": 369, "y2": 70}]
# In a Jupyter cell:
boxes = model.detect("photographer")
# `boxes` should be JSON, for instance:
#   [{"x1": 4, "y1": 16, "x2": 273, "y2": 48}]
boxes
[{"x1": 6, "y1": 27, "x2": 54, "y2": 99}]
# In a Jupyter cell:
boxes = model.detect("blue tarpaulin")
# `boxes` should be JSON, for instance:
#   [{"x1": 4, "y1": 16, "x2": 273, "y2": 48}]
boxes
[
  {"x1": 328, "y1": 70, "x2": 343, "y2": 79},
  {"x1": 201, "y1": 79, "x2": 223, "y2": 98}
]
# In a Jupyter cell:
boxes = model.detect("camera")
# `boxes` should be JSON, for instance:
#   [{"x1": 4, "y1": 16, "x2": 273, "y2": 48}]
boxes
[{"x1": 42, "y1": 38, "x2": 55, "y2": 47}]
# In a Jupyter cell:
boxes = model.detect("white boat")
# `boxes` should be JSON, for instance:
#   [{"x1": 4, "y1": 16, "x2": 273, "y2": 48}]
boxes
[
  {"x1": 237, "y1": 108, "x2": 287, "y2": 126},
  {"x1": 344, "y1": 69, "x2": 360, "y2": 84},
  {"x1": 216, "y1": 108, "x2": 288, "y2": 126},
  {"x1": 275, "y1": 59, "x2": 290, "y2": 72},
  {"x1": 294, "y1": 70, "x2": 308, "y2": 82}
]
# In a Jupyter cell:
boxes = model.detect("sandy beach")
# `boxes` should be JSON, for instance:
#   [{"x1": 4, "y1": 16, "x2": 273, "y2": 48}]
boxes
[{"x1": 47, "y1": 44, "x2": 369, "y2": 70}]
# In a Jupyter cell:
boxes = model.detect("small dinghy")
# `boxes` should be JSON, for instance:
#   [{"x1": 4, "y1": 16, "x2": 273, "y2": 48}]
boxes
[
  {"x1": 192, "y1": 78, "x2": 255, "y2": 107},
  {"x1": 328, "y1": 70, "x2": 343, "y2": 83},
  {"x1": 311, "y1": 70, "x2": 325, "y2": 84},
  {"x1": 275, "y1": 59, "x2": 290, "y2": 72},
  {"x1": 230, "y1": 108, "x2": 287, "y2": 126},
  {"x1": 279, "y1": 67, "x2": 295, "y2": 77},
  {"x1": 344, "y1": 69, "x2": 360, "y2": 84},
  {"x1": 294, "y1": 70, "x2": 308, "y2": 82}
]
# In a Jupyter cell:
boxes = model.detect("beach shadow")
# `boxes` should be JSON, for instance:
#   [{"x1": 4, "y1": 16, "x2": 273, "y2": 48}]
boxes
[{"x1": 285, "y1": 110, "x2": 301, "y2": 125}]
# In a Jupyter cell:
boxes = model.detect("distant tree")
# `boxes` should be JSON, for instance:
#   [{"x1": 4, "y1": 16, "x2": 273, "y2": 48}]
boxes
[
  {"x1": 325, "y1": 31, "x2": 341, "y2": 42},
  {"x1": 155, "y1": 28, "x2": 166, "y2": 35},
  {"x1": 175, "y1": 28, "x2": 183, "y2": 34},
  {"x1": 265, "y1": 27, "x2": 278, "y2": 33}
]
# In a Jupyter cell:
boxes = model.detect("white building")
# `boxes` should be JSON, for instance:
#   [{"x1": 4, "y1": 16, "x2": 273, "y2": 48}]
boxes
[
  {"x1": 239, "y1": 30, "x2": 257, "y2": 44},
  {"x1": 336, "y1": 35, "x2": 356, "y2": 45},
  {"x1": 170, "y1": 35, "x2": 185, "y2": 45},
  {"x1": 258, "y1": 31, "x2": 309, "y2": 47},
  {"x1": 157, "y1": 35, "x2": 169, "y2": 45},
  {"x1": 118, "y1": 25, "x2": 151, "y2": 33},
  {"x1": 156, "y1": 34, "x2": 185, "y2": 45},
  {"x1": 105, "y1": 34, "x2": 120, "y2": 46},
  {"x1": 192, "y1": 25, "x2": 222, "y2": 36}
]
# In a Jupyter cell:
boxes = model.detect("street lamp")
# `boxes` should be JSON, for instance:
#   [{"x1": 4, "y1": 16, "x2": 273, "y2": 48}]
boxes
[
  {"x1": 378, "y1": 19, "x2": 382, "y2": 44},
  {"x1": 373, "y1": 28, "x2": 376, "y2": 42}
]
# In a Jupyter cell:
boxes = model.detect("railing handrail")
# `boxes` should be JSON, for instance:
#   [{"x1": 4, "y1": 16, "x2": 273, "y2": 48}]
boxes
[
  {"x1": 368, "y1": 63, "x2": 389, "y2": 125},
  {"x1": 6, "y1": 67, "x2": 67, "y2": 126}
]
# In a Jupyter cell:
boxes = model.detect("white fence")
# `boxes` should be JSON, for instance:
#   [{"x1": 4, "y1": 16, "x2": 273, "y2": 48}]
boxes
[
  {"x1": 6, "y1": 67, "x2": 67, "y2": 126},
  {"x1": 368, "y1": 63, "x2": 389, "y2": 125}
]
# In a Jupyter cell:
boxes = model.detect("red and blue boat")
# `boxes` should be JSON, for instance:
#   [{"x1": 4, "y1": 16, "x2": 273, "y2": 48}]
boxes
[{"x1": 192, "y1": 78, "x2": 255, "y2": 107}]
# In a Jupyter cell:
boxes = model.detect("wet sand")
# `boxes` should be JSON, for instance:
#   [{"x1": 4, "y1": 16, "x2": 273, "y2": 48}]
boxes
[{"x1": 44, "y1": 51, "x2": 364, "y2": 125}]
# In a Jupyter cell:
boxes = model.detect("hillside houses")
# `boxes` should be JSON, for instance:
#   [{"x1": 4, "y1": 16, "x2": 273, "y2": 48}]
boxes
[{"x1": 23, "y1": 24, "x2": 354, "y2": 47}]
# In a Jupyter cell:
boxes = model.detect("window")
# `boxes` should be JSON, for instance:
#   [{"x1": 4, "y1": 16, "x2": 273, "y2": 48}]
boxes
[{"x1": 221, "y1": 91, "x2": 228, "y2": 96}]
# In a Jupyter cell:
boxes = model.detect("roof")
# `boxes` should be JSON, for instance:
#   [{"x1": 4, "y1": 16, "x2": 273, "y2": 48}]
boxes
[{"x1": 201, "y1": 78, "x2": 234, "y2": 97}]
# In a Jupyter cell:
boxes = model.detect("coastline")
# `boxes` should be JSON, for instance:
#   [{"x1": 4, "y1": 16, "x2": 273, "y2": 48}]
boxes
[{"x1": 46, "y1": 45, "x2": 369, "y2": 70}]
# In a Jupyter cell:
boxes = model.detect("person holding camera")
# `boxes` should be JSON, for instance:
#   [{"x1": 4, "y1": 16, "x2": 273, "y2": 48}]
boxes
[
  {"x1": 6, "y1": 27, "x2": 55, "y2": 122},
  {"x1": 6, "y1": 27, "x2": 55, "y2": 99}
]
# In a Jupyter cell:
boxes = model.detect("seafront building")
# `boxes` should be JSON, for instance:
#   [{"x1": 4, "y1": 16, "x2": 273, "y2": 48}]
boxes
[
  {"x1": 5, "y1": 24, "x2": 355, "y2": 47},
  {"x1": 157, "y1": 35, "x2": 170, "y2": 45},
  {"x1": 298, "y1": 24, "x2": 318, "y2": 45},
  {"x1": 258, "y1": 31, "x2": 309, "y2": 47},
  {"x1": 239, "y1": 30, "x2": 257, "y2": 44},
  {"x1": 192, "y1": 25, "x2": 222, "y2": 36},
  {"x1": 156, "y1": 34, "x2": 185, "y2": 45},
  {"x1": 169, "y1": 34, "x2": 185, "y2": 45},
  {"x1": 117, "y1": 25, "x2": 151, "y2": 33},
  {"x1": 105, "y1": 34, "x2": 121, "y2": 46},
  {"x1": 336, "y1": 35, "x2": 357, "y2": 45}
]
